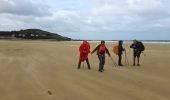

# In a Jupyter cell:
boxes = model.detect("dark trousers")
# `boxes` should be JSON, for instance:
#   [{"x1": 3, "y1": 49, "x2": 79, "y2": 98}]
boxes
[
  {"x1": 98, "y1": 54, "x2": 105, "y2": 71},
  {"x1": 118, "y1": 54, "x2": 122, "y2": 65},
  {"x1": 133, "y1": 51, "x2": 141, "y2": 65},
  {"x1": 78, "y1": 58, "x2": 91, "y2": 69}
]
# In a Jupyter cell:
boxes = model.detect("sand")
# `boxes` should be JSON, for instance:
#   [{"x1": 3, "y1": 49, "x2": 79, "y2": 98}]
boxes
[{"x1": 0, "y1": 40, "x2": 170, "y2": 100}]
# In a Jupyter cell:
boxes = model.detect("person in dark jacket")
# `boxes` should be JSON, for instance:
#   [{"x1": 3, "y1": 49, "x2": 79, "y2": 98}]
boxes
[
  {"x1": 130, "y1": 40, "x2": 144, "y2": 66},
  {"x1": 118, "y1": 40, "x2": 125, "y2": 66},
  {"x1": 91, "y1": 41, "x2": 110, "y2": 72}
]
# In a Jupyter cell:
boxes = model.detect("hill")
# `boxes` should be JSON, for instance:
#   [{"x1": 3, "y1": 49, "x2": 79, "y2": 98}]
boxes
[{"x1": 0, "y1": 29, "x2": 71, "y2": 41}]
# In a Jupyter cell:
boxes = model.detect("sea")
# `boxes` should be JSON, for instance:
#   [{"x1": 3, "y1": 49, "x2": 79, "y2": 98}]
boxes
[{"x1": 72, "y1": 40, "x2": 170, "y2": 44}]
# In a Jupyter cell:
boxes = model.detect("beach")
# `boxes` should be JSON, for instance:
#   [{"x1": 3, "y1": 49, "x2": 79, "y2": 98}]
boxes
[{"x1": 0, "y1": 40, "x2": 170, "y2": 100}]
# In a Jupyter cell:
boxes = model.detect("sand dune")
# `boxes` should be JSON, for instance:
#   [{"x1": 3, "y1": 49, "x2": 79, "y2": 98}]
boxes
[{"x1": 0, "y1": 40, "x2": 170, "y2": 100}]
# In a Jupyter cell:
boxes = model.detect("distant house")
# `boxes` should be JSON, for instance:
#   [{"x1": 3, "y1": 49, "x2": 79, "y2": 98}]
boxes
[{"x1": 0, "y1": 32, "x2": 15, "y2": 39}]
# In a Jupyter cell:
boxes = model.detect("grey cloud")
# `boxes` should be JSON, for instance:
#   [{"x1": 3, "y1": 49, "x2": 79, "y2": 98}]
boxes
[
  {"x1": 0, "y1": 0, "x2": 51, "y2": 16},
  {"x1": 88, "y1": 0, "x2": 170, "y2": 33},
  {"x1": 0, "y1": 0, "x2": 170, "y2": 40}
]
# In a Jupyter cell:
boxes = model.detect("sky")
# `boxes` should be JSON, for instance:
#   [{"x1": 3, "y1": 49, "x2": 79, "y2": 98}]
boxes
[{"x1": 0, "y1": 0, "x2": 170, "y2": 40}]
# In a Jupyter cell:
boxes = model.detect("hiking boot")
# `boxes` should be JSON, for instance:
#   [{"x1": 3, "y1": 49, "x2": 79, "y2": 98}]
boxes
[
  {"x1": 88, "y1": 67, "x2": 91, "y2": 70},
  {"x1": 118, "y1": 64, "x2": 123, "y2": 66},
  {"x1": 137, "y1": 64, "x2": 140, "y2": 66},
  {"x1": 99, "y1": 69, "x2": 103, "y2": 72}
]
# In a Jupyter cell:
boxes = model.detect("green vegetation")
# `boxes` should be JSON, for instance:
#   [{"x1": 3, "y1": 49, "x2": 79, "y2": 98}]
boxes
[{"x1": 0, "y1": 29, "x2": 71, "y2": 41}]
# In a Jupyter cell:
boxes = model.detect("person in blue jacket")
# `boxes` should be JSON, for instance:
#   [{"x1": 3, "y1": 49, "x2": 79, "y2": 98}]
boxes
[{"x1": 118, "y1": 40, "x2": 125, "y2": 66}]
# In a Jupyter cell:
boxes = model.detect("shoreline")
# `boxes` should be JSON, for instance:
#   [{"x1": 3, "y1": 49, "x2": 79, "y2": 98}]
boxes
[{"x1": 0, "y1": 39, "x2": 170, "y2": 44}]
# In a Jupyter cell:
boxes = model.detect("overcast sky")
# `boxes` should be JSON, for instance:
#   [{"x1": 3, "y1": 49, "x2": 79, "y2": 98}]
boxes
[{"x1": 0, "y1": 0, "x2": 170, "y2": 40}]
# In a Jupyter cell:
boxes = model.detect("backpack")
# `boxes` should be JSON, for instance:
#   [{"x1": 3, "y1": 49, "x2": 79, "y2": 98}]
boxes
[
  {"x1": 113, "y1": 44, "x2": 119, "y2": 55},
  {"x1": 138, "y1": 42, "x2": 145, "y2": 51},
  {"x1": 99, "y1": 44, "x2": 106, "y2": 53}
]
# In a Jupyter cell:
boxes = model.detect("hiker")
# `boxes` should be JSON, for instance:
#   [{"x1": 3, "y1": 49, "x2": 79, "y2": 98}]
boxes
[
  {"x1": 78, "y1": 40, "x2": 91, "y2": 69},
  {"x1": 118, "y1": 40, "x2": 125, "y2": 66},
  {"x1": 91, "y1": 41, "x2": 110, "y2": 72},
  {"x1": 130, "y1": 40, "x2": 145, "y2": 66}
]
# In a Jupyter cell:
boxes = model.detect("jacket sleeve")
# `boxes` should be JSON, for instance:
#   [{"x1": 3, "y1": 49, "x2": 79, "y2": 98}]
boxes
[
  {"x1": 130, "y1": 44, "x2": 134, "y2": 48},
  {"x1": 91, "y1": 45, "x2": 100, "y2": 54},
  {"x1": 119, "y1": 45, "x2": 124, "y2": 52}
]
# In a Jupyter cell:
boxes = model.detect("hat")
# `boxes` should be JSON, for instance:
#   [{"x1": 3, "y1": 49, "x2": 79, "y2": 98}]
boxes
[{"x1": 101, "y1": 40, "x2": 105, "y2": 44}]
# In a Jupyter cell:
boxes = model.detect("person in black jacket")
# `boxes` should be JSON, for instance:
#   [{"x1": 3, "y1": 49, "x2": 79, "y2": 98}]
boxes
[
  {"x1": 118, "y1": 40, "x2": 125, "y2": 66},
  {"x1": 130, "y1": 40, "x2": 144, "y2": 66}
]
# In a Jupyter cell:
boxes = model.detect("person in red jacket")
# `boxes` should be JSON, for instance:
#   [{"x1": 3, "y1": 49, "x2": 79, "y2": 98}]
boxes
[
  {"x1": 78, "y1": 40, "x2": 91, "y2": 69},
  {"x1": 91, "y1": 41, "x2": 110, "y2": 72}
]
